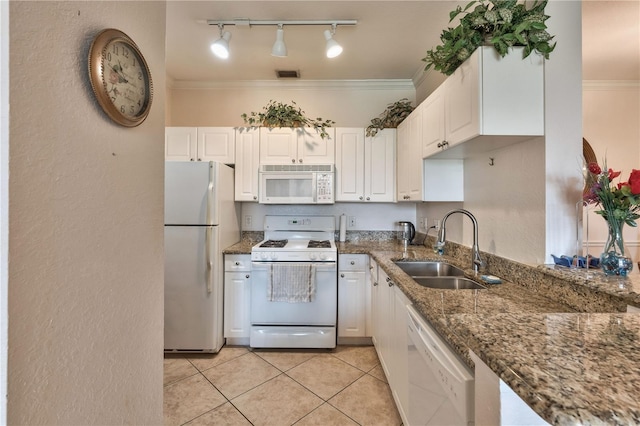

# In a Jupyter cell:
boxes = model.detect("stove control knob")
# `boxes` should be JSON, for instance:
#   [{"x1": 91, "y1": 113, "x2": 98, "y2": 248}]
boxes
[
  {"x1": 270, "y1": 252, "x2": 278, "y2": 260},
  {"x1": 260, "y1": 252, "x2": 268, "y2": 260},
  {"x1": 319, "y1": 253, "x2": 327, "y2": 260},
  {"x1": 309, "y1": 253, "x2": 317, "y2": 260}
]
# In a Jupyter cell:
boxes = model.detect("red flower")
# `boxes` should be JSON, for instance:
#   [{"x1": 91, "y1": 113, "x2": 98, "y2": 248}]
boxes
[
  {"x1": 629, "y1": 169, "x2": 640, "y2": 195},
  {"x1": 588, "y1": 162, "x2": 601, "y2": 174},
  {"x1": 608, "y1": 168, "x2": 621, "y2": 180}
]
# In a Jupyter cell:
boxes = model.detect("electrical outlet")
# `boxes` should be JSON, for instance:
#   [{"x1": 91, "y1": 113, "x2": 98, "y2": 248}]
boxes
[
  {"x1": 348, "y1": 216, "x2": 356, "y2": 228},
  {"x1": 244, "y1": 215, "x2": 252, "y2": 227}
]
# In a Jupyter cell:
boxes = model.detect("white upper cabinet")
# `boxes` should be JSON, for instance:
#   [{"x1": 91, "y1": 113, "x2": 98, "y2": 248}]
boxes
[
  {"x1": 424, "y1": 46, "x2": 544, "y2": 159},
  {"x1": 234, "y1": 128, "x2": 260, "y2": 202},
  {"x1": 335, "y1": 128, "x2": 395, "y2": 202},
  {"x1": 396, "y1": 108, "x2": 423, "y2": 202},
  {"x1": 259, "y1": 127, "x2": 335, "y2": 164},
  {"x1": 165, "y1": 127, "x2": 235, "y2": 163}
]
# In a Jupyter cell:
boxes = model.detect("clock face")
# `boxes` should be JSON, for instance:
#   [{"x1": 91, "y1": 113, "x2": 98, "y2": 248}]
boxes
[
  {"x1": 88, "y1": 29, "x2": 153, "y2": 127},
  {"x1": 103, "y1": 40, "x2": 149, "y2": 119}
]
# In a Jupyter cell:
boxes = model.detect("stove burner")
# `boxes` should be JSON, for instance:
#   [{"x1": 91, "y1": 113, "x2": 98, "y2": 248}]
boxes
[
  {"x1": 259, "y1": 239, "x2": 288, "y2": 248},
  {"x1": 307, "y1": 240, "x2": 331, "y2": 249}
]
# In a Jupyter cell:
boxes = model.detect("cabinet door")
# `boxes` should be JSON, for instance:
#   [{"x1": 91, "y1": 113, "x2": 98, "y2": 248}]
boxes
[
  {"x1": 165, "y1": 127, "x2": 197, "y2": 161},
  {"x1": 365, "y1": 129, "x2": 396, "y2": 202},
  {"x1": 234, "y1": 128, "x2": 260, "y2": 202},
  {"x1": 335, "y1": 128, "x2": 365, "y2": 201},
  {"x1": 338, "y1": 271, "x2": 366, "y2": 337},
  {"x1": 421, "y1": 85, "x2": 446, "y2": 158},
  {"x1": 259, "y1": 127, "x2": 298, "y2": 164},
  {"x1": 396, "y1": 109, "x2": 422, "y2": 202},
  {"x1": 391, "y1": 286, "x2": 410, "y2": 421},
  {"x1": 198, "y1": 127, "x2": 235, "y2": 164},
  {"x1": 224, "y1": 271, "x2": 251, "y2": 338},
  {"x1": 396, "y1": 121, "x2": 411, "y2": 201},
  {"x1": 297, "y1": 128, "x2": 335, "y2": 164},
  {"x1": 445, "y1": 52, "x2": 480, "y2": 145}
]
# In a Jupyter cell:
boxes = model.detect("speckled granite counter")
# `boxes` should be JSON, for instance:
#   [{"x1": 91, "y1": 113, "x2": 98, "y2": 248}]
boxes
[{"x1": 224, "y1": 237, "x2": 640, "y2": 424}]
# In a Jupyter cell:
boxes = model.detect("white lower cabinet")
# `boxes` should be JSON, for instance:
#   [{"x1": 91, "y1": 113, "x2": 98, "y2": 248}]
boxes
[
  {"x1": 338, "y1": 255, "x2": 369, "y2": 340},
  {"x1": 223, "y1": 254, "x2": 251, "y2": 344},
  {"x1": 372, "y1": 262, "x2": 410, "y2": 424}
]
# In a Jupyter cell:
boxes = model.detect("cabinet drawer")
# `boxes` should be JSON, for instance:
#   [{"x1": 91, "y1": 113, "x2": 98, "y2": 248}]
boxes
[
  {"x1": 224, "y1": 254, "x2": 251, "y2": 271},
  {"x1": 339, "y1": 254, "x2": 368, "y2": 271}
]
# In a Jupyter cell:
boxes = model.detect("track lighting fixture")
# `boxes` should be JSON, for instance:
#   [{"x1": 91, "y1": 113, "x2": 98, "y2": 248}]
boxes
[
  {"x1": 271, "y1": 24, "x2": 287, "y2": 57},
  {"x1": 205, "y1": 19, "x2": 356, "y2": 59},
  {"x1": 210, "y1": 24, "x2": 231, "y2": 59},
  {"x1": 324, "y1": 24, "x2": 343, "y2": 58}
]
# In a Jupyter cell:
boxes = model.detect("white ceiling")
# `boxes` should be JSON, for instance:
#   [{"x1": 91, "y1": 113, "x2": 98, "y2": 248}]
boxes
[{"x1": 165, "y1": 1, "x2": 640, "y2": 84}]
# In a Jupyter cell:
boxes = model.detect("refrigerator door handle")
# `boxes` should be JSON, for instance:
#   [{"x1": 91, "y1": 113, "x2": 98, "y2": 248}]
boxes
[
  {"x1": 206, "y1": 162, "x2": 214, "y2": 226},
  {"x1": 205, "y1": 226, "x2": 213, "y2": 293}
]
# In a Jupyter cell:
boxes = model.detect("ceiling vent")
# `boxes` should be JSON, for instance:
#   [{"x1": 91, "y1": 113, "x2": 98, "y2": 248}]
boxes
[{"x1": 276, "y1": 70, "x2": 300, "y2": 79}]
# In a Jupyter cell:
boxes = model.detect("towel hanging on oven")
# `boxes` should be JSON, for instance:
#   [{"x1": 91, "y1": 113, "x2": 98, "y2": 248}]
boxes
[{"x1": 268, "y1": 263, "x2": 316, "y2": 303}]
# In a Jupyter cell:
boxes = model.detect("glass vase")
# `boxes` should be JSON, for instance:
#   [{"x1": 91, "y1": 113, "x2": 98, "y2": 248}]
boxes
[{"x1": 600, "y1": 219, "x2": 633, "y2": 276}]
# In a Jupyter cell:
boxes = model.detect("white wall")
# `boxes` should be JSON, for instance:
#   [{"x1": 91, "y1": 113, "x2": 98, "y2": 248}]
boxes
[
  {"x1": 241, "y1": 202, "x2": 417, "y2": 233},
  {"x1": 8, "y1": 2, "x2": 165, "y2": 424},
  {"x1": 168, "y1": 81, "x2": 416, "y2": 127},
  {"x1": 583, "y1": 82, "x2": 640, "y2": 262}
]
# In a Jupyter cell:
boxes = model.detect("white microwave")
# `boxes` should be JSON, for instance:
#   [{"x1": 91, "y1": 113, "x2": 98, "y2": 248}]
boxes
[{"x1": 258, "y1": 164, "x2": 334, "y2": 204}]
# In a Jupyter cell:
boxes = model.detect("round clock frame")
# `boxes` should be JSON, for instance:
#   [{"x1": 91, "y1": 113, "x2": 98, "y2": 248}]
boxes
[{"x1": 88, "y1": 28, "x2": 153, "y2": 127}]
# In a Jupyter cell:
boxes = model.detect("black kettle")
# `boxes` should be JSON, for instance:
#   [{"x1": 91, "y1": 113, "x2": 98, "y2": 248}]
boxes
[{"x1": 398, "y1": 221, "x2": 416, "y2": 245}]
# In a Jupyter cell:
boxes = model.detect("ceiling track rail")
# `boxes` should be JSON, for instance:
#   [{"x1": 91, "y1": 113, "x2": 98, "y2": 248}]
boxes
[{"x1": 205, "y1": 19, "x2": 357, "y2": 27}]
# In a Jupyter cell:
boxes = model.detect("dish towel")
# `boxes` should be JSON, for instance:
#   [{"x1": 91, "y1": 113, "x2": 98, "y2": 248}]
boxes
[{"x1": 268, "y1": 263, "x2": 316, "y2": 303}]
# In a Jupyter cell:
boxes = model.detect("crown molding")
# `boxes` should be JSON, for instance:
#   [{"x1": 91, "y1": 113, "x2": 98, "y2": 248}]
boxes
[
  {"x1": 167, "y1": 79, "x2": 416, "y2": 91},
  {"x1": 583, "y1": 80, "x2": 640, "y2": 90}
]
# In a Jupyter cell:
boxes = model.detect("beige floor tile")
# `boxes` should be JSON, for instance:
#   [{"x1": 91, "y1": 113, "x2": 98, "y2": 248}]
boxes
[
  {"x1": 253, "y1": 349, "x2": 319, "y2": 371},
  {"x1": 332, "y1": 345, "x2": 381, "y2": 372},
  {"x1": 295, "y1": 403, "x2": 359, "y2": 426},
  {"x1": 232, "y1": 374, "x2": 323, "y2": 426},
  {"x1": 184, "y1": 402, "x2": 251, "y2": 426},
  {"x1": 187, "y1": 346, "x2": 249, "y2": 372},
  {"x1": 368, "y1": 364, "x2": 388, "y2": 383},
  {"x1": 329, "y1": 374, "x2": 402, "y2": 426},
  {"x1": 163, "y1": 356, "x2": 199, "y2": 386},
  {"x1": 202, "y1": 352, "x2": 280, "y2": 399},
  {"x1": 163, "y1": 373, "x2": 227, "y2": 426},
  {"x1": 287, "y1": 354, "x2": 365, "y2": 400}
]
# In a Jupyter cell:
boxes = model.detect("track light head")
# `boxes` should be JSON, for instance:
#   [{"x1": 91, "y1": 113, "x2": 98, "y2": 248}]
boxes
[
  {"x1": 210, "y1": 24, "x2": 231, "y2": 59},
  {"x1": 324, "y1": 25, "x2": 343, "y2": 58},
  {"x1": 271, "y1": 24, "x2": 287, "y2": 57}
]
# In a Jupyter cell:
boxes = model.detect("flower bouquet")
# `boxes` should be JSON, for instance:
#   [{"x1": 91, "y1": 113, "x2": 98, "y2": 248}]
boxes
[{"x1": 583, "y1": 162, "x2": 640, "y2": 275}]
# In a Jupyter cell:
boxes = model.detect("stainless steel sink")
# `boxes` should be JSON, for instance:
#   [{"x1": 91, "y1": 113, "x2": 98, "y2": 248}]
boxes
[
  {"x1": 413, "y1": 277, "x2": 487, "y2": 290},
  {"x1": 394, "y1": 261, "x2": 465, "y2": 277}
]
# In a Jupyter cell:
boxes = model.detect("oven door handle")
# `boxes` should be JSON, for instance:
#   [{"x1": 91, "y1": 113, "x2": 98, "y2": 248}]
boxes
[{"x1": 251, "y1": 261, "x2": 336, "y2": 271}]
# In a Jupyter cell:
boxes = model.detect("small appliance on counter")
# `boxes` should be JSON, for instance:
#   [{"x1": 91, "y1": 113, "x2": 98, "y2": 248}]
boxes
[{"x1": 398, "y1": 221, "x2": 416, "y2": 248}]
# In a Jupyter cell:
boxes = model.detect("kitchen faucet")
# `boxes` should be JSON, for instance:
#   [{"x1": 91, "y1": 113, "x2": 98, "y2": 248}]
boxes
[{"x1": 436, "y1": 209, "x2": 484, "y2": 273}]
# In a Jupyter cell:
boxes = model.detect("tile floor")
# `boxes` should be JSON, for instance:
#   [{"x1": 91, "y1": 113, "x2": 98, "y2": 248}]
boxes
[{"x1": 164, "y1": 345, "x2": 402, "y2": 426}]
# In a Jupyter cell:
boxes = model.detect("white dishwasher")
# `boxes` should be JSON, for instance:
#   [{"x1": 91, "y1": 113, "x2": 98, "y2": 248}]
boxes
[{"x1": 406, "y1": 305, "x2": 474, "y2": 426}]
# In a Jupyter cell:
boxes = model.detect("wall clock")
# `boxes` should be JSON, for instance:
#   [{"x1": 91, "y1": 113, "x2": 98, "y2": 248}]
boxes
[{"x1": 88, "y1": 29, "x2": 153, "y2": 127}]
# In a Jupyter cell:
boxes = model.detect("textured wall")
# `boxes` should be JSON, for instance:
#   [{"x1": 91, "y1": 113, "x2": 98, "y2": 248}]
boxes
[{"x1": 9, "y1": 2, "x2": 165, "y2": 424}]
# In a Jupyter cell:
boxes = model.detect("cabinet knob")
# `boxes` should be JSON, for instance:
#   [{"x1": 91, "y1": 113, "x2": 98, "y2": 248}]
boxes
[
  {"x1": 359, "y1": 196, "x2": 363, "y2": 200},
  {"x1": 235, "y1": 261, "x2": 240, "y2": 265},
  {"x1": 246, "y1": 274, "x2": 250, "y2": 279},
  {"x1": 373, "y1": 281, "x2": 378, "y2": 287},
  {"x1": 388, "y1": 280, "x2": 394, "y2": 287},
  {"x1": 366, "y1": 197, "x2": 370, "y2": 201},
  {"x1": 190, "y1": 158, "x2": 195, "y2": 161},
  {"x1": 291, "y1": 159, "x2": 295, "y2": 163},
  {"x1": 253, "y1": 196, "x2": 257, "y2": 200},
  {"x1": 340, "y1": 273, "x2": 345, "y2": 278},
  {"x1": 299, "y1": 159, "x2": 303, "y2": 163}
]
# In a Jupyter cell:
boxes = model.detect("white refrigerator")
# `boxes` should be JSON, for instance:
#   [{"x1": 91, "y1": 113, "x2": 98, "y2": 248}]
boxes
[{"x1": 164, "y1": 161, "x2": 239, "y2": 352}]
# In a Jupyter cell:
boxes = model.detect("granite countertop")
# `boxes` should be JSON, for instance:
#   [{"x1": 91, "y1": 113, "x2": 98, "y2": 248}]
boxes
[{"x1": 224, "y1": 238, "x2": 640, "y2": 424}]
